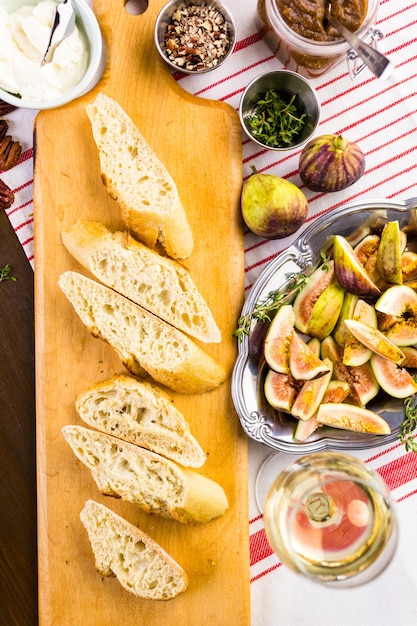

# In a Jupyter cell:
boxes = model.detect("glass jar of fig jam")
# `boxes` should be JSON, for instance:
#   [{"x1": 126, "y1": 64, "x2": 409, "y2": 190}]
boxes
[{"x1": 257, "y1": 0, "x2": 381, "y2": 78}]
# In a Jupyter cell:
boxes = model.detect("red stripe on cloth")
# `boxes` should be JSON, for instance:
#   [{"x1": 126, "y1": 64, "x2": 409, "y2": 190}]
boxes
[
  {"x1": 250, "y1": 528, "x2": 274, "y2": 566},
  {"x1": 251, "y1": 561, "x2": 282, "y2": 584},
  {"x1": 377, "y1": 452, "x2": 417, "y2": 491}
]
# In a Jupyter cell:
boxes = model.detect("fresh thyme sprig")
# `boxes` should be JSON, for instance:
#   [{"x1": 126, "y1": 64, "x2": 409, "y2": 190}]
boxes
[
  {"x1": 401, "y1": 395, "x2": 417, "y2": 453},
  {"x1": 233, "y1": 272, "x2": 308, "y2": 342},
  {"x1": 244, "y1": 90, "x2": 306, "y2": 148},
  {"x1": 0, "y1": 264, "x2": 16, "y2": 282}
]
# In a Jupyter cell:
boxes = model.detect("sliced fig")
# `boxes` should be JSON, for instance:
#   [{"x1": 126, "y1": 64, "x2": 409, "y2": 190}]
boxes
[
  {"x1": 354, "y1": 233, "x2": 380, "y2": 267},
  {"x1": 264, "y1": 304, "x2": 295, "y2": 373},
  {"x1": 306, "y1": 281, "x2": 345, "y2": 340},
  {"x1": 344, "y1": 319, "x2": 405, "y2": 364},
  {"x1": 320, "y1": 336, "x2": 362, "y2": 406},
  {"x1": 342, "y1": 299, "x2": 377, "y2": 367},
  {"x1": 307, "y1": 336, "x2": 321, "y2": 357},
  {"x1": 401, "y1": 250, "x2": 417, "y2": 282},
  {"x1": 375, "y1": 284, "x2": 417, "y2": 316},
  {"x1": 322, "y1": 379, "x2": 350, "y2": 403},
  {"x1": 333, "y1": 292, "x2": 359, "y2": 347},
  {"x1": 375, "y1": 285, "x2": 417, "y2": 347},
  {"x1": 316, "y1": 403, "x2": 391, "y2": 435},
  {"x1": 399, "y1": 346, "x2": 417, "y2": 369},
  {"x1": 370, "y1": 353, "x2": 417, "y2": 399},
  {"x1": 385, "y1": 320, "x2": 417, "y2": 347},
  {"x1": 376, "y1": 220, "x2": 403, "y2": 285},
  {"x1": 289, "y1": 331, "x2": 331, "y2": 380},
  {"x1": 291, "y1": 359, "x2": 333, "y2": 421},
  {"x1": 348, "y1": 362, "x2": 380, "y2": 405},
  {"x1": 293, "y1": 416, "x2": 320, "y2": 441},
  {"x1": 333, "y1": 235, "x2": 380, "y2": 297},
  {"x1": 292, "y1": 261, "x2": 335, "y2": 334},
  {"x1": 264, "y1": 369, "x2": 298, "y2": 412}
]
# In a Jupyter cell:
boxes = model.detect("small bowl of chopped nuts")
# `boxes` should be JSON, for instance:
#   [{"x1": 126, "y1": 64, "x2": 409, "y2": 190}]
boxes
[
  {"x1": 239, "y1": 70, "x2": 321, "y2": 151},
  {"x1": 154, "y1": 0, "x2": 236, "y2": 74}
]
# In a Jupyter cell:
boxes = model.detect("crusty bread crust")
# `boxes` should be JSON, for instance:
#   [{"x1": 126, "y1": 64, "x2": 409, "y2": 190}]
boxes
[
  {"x1": 58, "y1": 271, "x2": 226, "y2": 394},
  {"x1": 61, "y1": 221, "x2": 221, "y2": 343},
  {"x1": 86, "y1": 93, "x2": 194, "y2": 259},
  {"x1": 75, "y1": 374, "x2": 206, "y2": 467},
  {"x1": 63, "y1": 426, "x2": 229, "y2": 524},
  {"x1": 80, "y1": 500, "x2": 188, "y2": 599}
]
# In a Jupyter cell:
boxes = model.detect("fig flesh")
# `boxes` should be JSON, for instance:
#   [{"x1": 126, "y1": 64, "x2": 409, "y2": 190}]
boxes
[
  {"x1": 293, "y1": 416, "x2": 320, "y2": 441},
  {"x1": 316, "y1": 403, "x2": 391, "y2": 435},
  {"x1": 263, "y1": 304, "x2": 295, "y2": 373},
  {"x1": 343, "y1": 299, "x2": 377, "y2": 367},
  {"x1": 305, "y1": 281, "x2": 345, "y2": 340},
  {"x1": 292, "y1": 261, "x2": 335, "y2": 334},
  {"x1": 299, "y1": 134, "x2": 365, "y2": 193},
  {"x1": 289, "y1": 331, "x2": 331, "y2": 380},
  {"x1": 370, "y1": 353, "x2": 417, "y2": 399},
  {"x1": 348, "y1": 362, "x2": 380, "y2": 406},
  {"x1": 401, "y1": 251, "x2": 417, "y2": 282},
  {"x1": 333, "y1": 235, "x2": 380, "y2": 297},
  {"x1": 376, "y1": 221, "x2": 403, "y2": 285},
  {"x1": 344, "y1": 319, "x2": 405, "y2": 364},
  {"x1": 264, "y1": 369, "x2": 298, "y2": 412},
  {"x1": 375, "y1": 284, "x2": 417, "y2": 316},
  {"x1": 241, "y1": 172, "x2": 308, "y2": 239},
  {"x1": 291, "y1": 359, "x2": 333, "y2": 421},
  {"x1": 332, "y1": 292, "x2": 359, "y2": 347}
]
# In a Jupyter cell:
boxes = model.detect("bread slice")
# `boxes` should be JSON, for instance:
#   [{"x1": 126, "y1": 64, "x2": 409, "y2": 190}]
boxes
[
  {"x1": 61, "y1": 221, "x2": 221, "y2": 343},
  {"x1": 58, "y1": 271, "x2": 226, "y2": 394},
  {"x1": 75, "y1": 374, "x2": 206, "y2": 468},
  {"x1": 62, "y1": 425, "x2": 229, "y2": 524},
  {"x1": 86, "y1": 93, "x2": 194, "y2": 260},
  {"x1": 80, "y1": 500, "x2": 188, "y2": 599}
]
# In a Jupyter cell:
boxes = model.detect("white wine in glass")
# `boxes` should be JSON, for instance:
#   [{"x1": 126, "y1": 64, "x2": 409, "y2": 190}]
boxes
[{"x1": 263, "y1": 451, "x2": 398, "y2": 586}]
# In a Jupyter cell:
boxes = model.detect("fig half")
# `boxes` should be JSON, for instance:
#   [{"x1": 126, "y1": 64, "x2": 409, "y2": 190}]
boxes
[
  {"x1": 289, "y1": 331, "x2": 330, "y2": 381},
  {"x1": 344, "y1": 319, "x2": 405, "y2": 364},
  {"x1": 376, "y1": 220, "x2": 403, "y2": 285},
  {"x1": 263, "y1": 304, "x2": 295, "y2": 374},
  {"x1": 316, "y1": 403, "x2": 391, "y2": 435},
  {"x1": 333, "y1": 235, "x2": 380, "y2": 297},
  {"x1": 370, "y1": 353, "x2": 417, "y2": 399}
]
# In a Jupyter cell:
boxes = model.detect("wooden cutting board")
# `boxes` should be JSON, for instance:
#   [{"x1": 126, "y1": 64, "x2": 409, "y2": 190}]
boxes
[{"x1": 33, "y1": 1, "x2": 248, "y2": 624}]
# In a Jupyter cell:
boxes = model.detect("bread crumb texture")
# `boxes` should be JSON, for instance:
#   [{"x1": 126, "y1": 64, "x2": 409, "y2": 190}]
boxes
[
  {"x1": 62, "y1": 425, "x2": 228, "y2": 524},
  {"x1": 80, "y1": 500, "x2": 188, "y2": 599}
]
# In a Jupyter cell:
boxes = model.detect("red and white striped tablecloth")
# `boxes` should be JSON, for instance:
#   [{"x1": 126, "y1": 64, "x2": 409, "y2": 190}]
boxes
[{"x1": 3, "y1": 1, "x2": 417, "y2": 624}]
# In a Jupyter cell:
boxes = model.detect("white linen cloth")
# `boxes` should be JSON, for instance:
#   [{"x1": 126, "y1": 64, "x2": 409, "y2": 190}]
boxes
[{"x1": 3, "y1": 1, "x2": 417, "y2": 624}]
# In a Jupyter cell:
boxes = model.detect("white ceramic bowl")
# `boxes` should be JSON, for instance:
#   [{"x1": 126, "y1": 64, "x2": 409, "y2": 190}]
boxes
[{"x1": 0, "y1": 0, "x2": 104, "y2": 110}]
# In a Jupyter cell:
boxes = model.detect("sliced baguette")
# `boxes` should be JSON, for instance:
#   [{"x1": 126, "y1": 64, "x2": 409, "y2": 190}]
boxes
[
  {"x1": 63, "y1": 425, "x2": 229, "y2": 524},
  {"x1": 61, "y1": 221, "x2": 221, "y2": 343},
  {"x1": 80, "y1": 500, "x2": 188, "y2": 600},
  {"x1": 86, "y1": 93, "x2": 194, "y2": 260},
  {"x1": 58, "y1": 271, "x2": 226, "y2": 394},
  {"x1": 75, "y1": 374, "x2": 206, "y2": 468}
]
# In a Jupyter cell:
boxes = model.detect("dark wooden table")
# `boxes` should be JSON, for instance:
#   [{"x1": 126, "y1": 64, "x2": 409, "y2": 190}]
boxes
[{"x1": 0, "y1": 209, "x2": 37, "y2": 625}]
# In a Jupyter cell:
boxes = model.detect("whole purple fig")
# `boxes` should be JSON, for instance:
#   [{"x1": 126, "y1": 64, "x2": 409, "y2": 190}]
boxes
[{"x1": 299, "y1": 134, "x2": 365, "y2": 192}]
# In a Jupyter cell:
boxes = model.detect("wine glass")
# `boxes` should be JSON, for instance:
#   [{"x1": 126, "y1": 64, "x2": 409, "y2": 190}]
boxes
[{"x1": 261, "y1": 451, "x2": 398, "y2": 586}]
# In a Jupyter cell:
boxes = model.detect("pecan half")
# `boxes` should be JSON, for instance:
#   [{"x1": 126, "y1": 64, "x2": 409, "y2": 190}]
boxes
[
  {"x1": 0, "y1": 134, "x2": 21, "y2": 171},
  {"x1": 0, "y1": 178, "x2": 14, "y2": 210},
  {"x1": 0, "y1": 119, "x2": 8, "y2": 142},
  {"x1": 0, "y1": 100, "x2": 17, "y2": 115}
]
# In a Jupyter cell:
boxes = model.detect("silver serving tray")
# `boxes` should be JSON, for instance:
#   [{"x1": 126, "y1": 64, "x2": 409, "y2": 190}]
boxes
[{"x1": 232, "y1": 197, "x2": 417, "y2": 453}]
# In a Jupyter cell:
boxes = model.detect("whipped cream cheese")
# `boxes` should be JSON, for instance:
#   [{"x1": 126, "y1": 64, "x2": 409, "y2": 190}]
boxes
[{"x1": 0, "y1": 1, "x2": 88, "y2": 102}]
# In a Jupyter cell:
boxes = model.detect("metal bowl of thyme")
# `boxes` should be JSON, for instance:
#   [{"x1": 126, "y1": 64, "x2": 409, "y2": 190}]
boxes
[
  {"x1": 154, "y1": 0, "x2": 236, "y2": 74},
  {"x1": 239, "y1": 70, "x2": 320, "y2": 151}
]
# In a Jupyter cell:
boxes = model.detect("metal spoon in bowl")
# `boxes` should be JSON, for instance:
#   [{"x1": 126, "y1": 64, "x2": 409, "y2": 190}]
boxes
[
  {"x1": 327, "y1": 5, "x2": 393, "y2": 80},
  {"x1": 41, "y1": 0, "x2": 76, "y2": 66}
]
